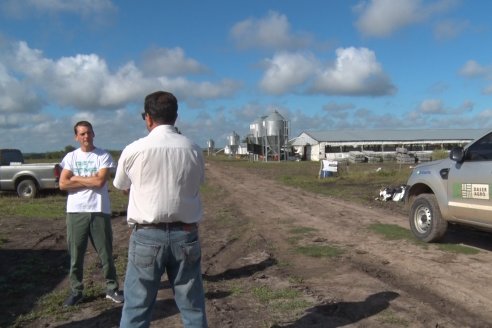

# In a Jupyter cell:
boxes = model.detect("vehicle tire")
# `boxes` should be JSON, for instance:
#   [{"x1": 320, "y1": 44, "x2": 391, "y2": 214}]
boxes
[
  {"x1": 16, "y1": 179, "x2": 38, "y2": 199},
  {"x1": 409, "y1": 193, "x2": 447, "y2": 242}
]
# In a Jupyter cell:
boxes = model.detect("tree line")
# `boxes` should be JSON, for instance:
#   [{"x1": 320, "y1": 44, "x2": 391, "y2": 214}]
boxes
[{"x1": 24, "y1": 146, "x2": 122, "y2": 161}]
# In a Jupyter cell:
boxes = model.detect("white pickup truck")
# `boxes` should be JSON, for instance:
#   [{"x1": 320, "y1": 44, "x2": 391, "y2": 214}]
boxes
[
  {"x1": 0, "y1": 149, "x2": 61, "y2": 198},
  {"x1": 405, "y1": 130, "x2": 492, "y2": 242}
]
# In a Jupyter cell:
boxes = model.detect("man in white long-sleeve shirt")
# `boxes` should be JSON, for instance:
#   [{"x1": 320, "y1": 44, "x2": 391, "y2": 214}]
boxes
[{"x1": 114, "y1": 91, "x2": 207, "y2": 328}]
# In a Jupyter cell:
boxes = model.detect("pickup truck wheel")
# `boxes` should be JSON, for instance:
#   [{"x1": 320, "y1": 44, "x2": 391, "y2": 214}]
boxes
[
  {"x1": 409, "y1": 193, "x2": 447, "y2": 242},
  {"x1": 17, "y1": 179, "x2": 38, "y2": 198}
]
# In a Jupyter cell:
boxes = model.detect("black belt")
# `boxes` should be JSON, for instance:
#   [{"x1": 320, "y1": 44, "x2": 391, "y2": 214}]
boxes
[{"x1": 134, "y1": 222, "x2": 197, "y2": 231}]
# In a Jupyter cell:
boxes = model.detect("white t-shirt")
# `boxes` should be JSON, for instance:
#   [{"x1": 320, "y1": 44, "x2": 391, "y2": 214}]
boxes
[
  {"x1": 61, "y1": 147, "x2": 115, "y2": 214},
  {"x1": 113, "y1": 125, "x2": 204, "y2": 225}
]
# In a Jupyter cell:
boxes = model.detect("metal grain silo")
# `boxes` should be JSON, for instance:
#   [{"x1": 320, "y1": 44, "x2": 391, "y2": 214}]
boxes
[
  {"x1": 227, "y1": 131, "x2": 239, "y2": 146},
  {"x1": 249, "y1": 116, "x2": 266, "y2": 144},
  {"x1": 263, "y1": 110, "x2": 289, "y2": 159},
  {"x1": 207, "y1": 139, "x2": 215, "y2": 156},
  {"x1": 226, "y1": 131, "x2": 240, "y2": 156}
]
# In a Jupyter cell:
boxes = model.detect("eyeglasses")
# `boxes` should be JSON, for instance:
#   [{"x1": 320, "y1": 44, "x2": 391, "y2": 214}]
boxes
[{"x1": 141, "y1": 112, "x2": 146, "y2": 120}]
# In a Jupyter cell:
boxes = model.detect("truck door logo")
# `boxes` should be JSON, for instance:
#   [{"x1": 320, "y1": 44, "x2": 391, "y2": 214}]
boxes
[{"x1": 454, "y1": 183, "x2": 490, "y2": 200}]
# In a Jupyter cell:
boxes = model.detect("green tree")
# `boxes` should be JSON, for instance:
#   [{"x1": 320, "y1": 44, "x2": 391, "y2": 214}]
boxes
[{"x1": 64, "y1": 145, "x2": 76, "y2": 153}]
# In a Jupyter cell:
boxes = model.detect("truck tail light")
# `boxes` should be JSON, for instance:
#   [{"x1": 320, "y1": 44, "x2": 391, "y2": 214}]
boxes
[{"x1": 54, "y1": 164, "x2": 62, "y2": 178}]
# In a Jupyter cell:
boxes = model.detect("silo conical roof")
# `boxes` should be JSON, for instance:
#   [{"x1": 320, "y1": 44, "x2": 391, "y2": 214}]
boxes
[{"x1": 265, "y1": 110, "x2": 285, "y2": 122}]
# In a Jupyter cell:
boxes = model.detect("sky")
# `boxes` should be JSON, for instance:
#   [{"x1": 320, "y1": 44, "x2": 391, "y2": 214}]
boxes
[{"x1": 1, "y1": 0, "x2": 492, "y2": 152}]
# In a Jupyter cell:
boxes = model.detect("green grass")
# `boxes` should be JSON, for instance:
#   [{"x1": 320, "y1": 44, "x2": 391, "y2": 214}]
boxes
[
  {"x1": 252, "y1": 285, "x2": 301, "y2": 303},
  {"x1": 252, "y1": 285, "x2": 312, "y2": 316},
  {"x1": 271, "y1": 298, "x2": 312, "y2": 312},
  {"x1": 208, "y1": 156, "x2": 412, "y2": 209},
  {"x1": 437, "y1": 243, "x2": 480, "y2": 255},
  {"x1": 0, "y1": 178, "x2": 128, "y2": 220},
  {"x1": 285, "y1": 223, "x2": 343, "y2": 258},
  {"x1": 0, "y1": 195, "x2": 66, "y2": 219},
  {"x1": 377, "y1": 309, "x2": 409, "y2": 326},
  {"x1": 11, "y1": 264, "x2": 116, "y2": 327},
  {"x1": 226, "y1": 281, "x2": 244, "y2": 297},
  {"x1": 285, "y1": 223, "x2": 344, "y2": 258},
  {"x1": 368, "y1": 223, "x2": 429, "y2": 250},
  {"x1": 2, "y1": 158, "x2": 411, "y2": 220},
  {"x1": 368, "y1": 223, "x2": 415, "y2": 241},
  {"x1": 432, "y1": 149, "x2": 449, "y2": 160},
  {"x1": 369, "y1": 223, "x2": 480, "y2": 254},
  {"x1": 114, "y1": 248, "x2": 128, "y2": 277},
  {"x1": 14, "y1": 290, "x2": 72, "y2": 325}
]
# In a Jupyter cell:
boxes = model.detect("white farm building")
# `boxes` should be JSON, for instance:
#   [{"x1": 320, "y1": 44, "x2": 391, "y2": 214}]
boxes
[{"x1": 290, "y1": 129, "x2": 489, "y2": 162}]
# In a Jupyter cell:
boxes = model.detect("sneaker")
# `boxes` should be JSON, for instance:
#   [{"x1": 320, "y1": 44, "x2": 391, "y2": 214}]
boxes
[
  {"x1": 106, "y1": 289, "x2": 124, "y2": 303},
  {"x1": 63, "y1": 293, "x2": 83, "y2": 307}
]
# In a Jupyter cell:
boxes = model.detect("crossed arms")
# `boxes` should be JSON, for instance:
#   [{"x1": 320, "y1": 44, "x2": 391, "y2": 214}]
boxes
[{"x1": 59, "y1": 168, "x2": 110, "y2": 191}]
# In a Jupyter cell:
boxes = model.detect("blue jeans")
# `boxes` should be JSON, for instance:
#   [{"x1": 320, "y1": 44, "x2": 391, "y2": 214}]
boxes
[{"x1": 120, "y1": 225, "x2": 207, "y2": 328}]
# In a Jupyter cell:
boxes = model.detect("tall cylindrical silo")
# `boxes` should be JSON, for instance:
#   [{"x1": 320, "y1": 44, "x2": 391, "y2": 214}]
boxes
[
  {"x1": 227, "y1": 131, "x2": 240, "y2": 156},
  {"x1": 264, "y1": 110, "x2": 288, "y2": 157},
  {"x1": 250, "y1": 116, "x2": 266, "y2": 144},
  {"x1": 207, "y1": 139, "x2": 215, "y2": 156}
]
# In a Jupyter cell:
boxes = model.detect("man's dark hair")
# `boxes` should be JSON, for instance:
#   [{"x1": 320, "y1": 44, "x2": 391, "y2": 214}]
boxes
[
  {"x1": 144, "y1": 91, "x2": 178, "y2": 124},
  {"x1": 74, "y1": 121, "x2": 94, "y2": 135}
]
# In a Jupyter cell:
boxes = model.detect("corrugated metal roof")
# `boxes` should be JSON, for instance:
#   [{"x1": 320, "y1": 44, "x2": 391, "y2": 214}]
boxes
[{"x1": 300, "y1": 128, "x2": 489, "y2": 143}]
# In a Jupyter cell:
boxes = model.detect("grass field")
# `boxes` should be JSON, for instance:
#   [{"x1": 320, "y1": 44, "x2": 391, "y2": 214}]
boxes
[
  {"x1": 208, "y1": 155, "x2": 413, "y2": 206},
  {"x1": 2, "y1": 156, "x2": 413, "y2": 219}
]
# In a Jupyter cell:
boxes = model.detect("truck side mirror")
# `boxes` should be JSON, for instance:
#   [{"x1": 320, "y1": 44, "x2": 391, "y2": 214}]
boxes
[{"x1": 450, "y1": 146, "x2": 465, "y2": 163}]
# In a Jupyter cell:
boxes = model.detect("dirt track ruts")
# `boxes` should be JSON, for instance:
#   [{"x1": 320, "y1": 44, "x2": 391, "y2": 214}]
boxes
[{"x1": 203, "y1": 161, "x2": 492, "y2": 327}]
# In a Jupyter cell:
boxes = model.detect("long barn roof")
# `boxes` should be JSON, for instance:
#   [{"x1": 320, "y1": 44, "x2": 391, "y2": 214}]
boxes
[{"x1": 296, "y1": 128, "x2": 489, "y2": 143}]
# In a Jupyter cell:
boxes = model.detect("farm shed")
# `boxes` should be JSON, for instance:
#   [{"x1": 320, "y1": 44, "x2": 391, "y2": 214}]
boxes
[{"x1": 290, "y1": 129, "x2": 488, "y2": 162}]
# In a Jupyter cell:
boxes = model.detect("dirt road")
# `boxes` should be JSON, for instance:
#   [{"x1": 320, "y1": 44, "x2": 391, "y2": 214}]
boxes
[
  {"x1": 201, "y1": 160, "x2": 492, "y2": 328},
  {"x1": 4, "y1": 159, "x2": 492, "y2": 327}
]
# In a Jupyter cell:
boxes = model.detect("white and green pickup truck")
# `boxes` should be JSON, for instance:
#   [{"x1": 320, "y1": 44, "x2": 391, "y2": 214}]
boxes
[
  {"x1": 405, "y1": 130, "x2": 492, "y2": 242},
  {"x1": 0, "y1": 149, "x2": 61, "y2": 198}
]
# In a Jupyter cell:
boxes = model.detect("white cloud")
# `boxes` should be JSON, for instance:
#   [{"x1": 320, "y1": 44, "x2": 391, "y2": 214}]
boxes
[
  {"x1": 156, "y1": 77, "x2": 241, "y2": 107},
  {"x1": 10, "y1": 42, "x2": 145, "y2": 109},
  {"x1": 456, "y1": 100, "x2": 474, "y2": 113},
  {"x1": 478, "y1": 109, "x2": 492, "y2": 119},
  {"x1": 0, "y1": 63, "x2": 43, "y2": 113},
  {"x1": 230, "y1": 11, "x2": 312, "y2": 50},
  {"x1": 140, "y1": 47, "x2": 207, "y2": 77},
  {"x1": 0, "y1": 113, "x2": 70, "y2": 151},
  {"x1": 354, "y1": 0, "x2": 458, "y2": 38},
  {"x1": 258, "y1": 48, "x2": 395, "y2": 96},
  {"x1": 459, "y1": 60, "x2": 492, "y2": 95},
  {"x1": 2, "y1": 41, "x2": 239, "y2": 111},
  {"x1": 0, "y1": 39, "x2": 244, "y2": 152},
  {"x1": 323, "y1": 102, "x2": 356, "y2": 112},
  {"x1": 433, "y1": 19, "x2": 469, "y2": 40},
  {"x1": 416, "y1": 99, "x2": 472, "y2": 115},
  {"x1": 313, "y1": 47, "x2": 396, "y2": 96},
  {"x1": 459, "y1": 60, "x2": 492, "y2": 78},
  {"x1": 418, "y1": 99, "x2": 445, "y2": 114},
  {"x1": 482, "y1": 85, "x2": 492, "y2": 95},
  {"x1": 259, "y1": 52, "x2": 317, "y2": 94}
]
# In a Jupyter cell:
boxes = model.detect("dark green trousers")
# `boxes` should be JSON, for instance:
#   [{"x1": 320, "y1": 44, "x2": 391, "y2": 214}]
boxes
[{"x1": 66, "y1": 212, "x2": 119, "y2": 295}]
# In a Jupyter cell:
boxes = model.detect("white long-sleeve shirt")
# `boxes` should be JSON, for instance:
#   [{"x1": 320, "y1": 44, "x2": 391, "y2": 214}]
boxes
[{"x1": 113, "y1": 125, "x2": 205, "y2": 225}]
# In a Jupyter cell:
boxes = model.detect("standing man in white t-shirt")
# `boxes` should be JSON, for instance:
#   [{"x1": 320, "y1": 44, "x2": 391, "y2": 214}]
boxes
[{"x1": 60, "y1": 121, "x2": 123, "y2": 307}]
